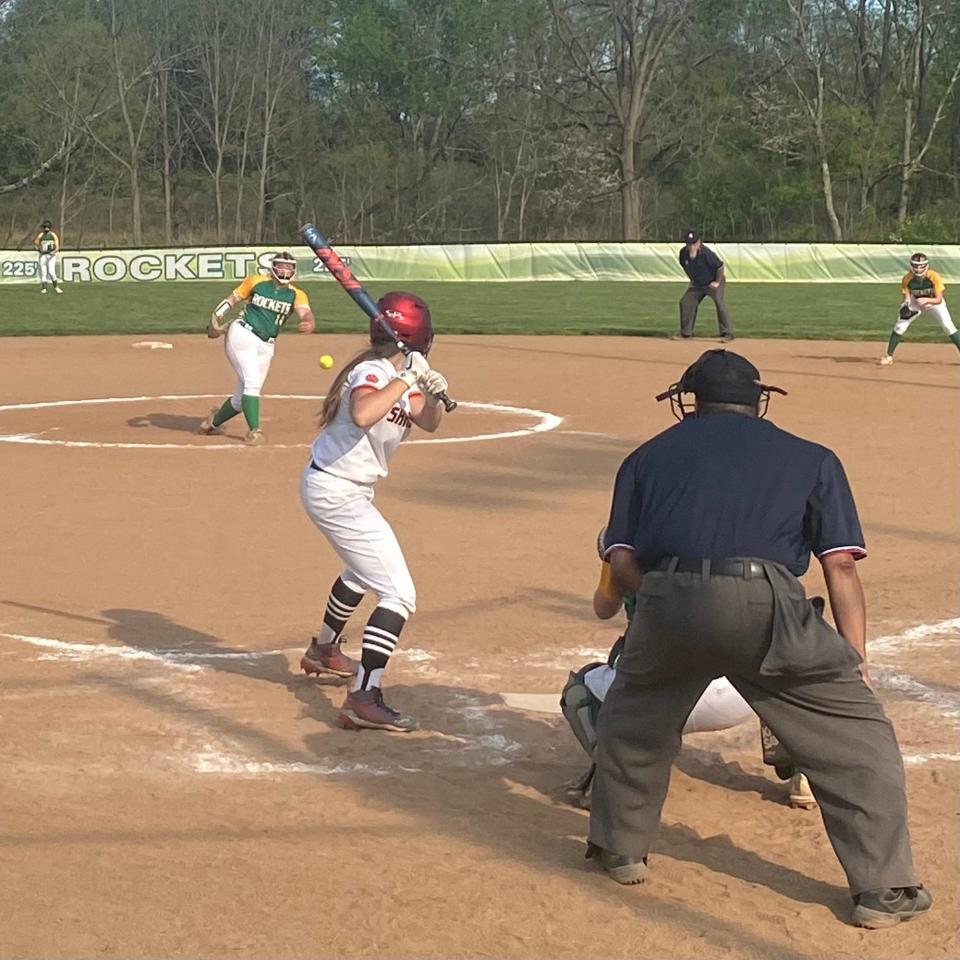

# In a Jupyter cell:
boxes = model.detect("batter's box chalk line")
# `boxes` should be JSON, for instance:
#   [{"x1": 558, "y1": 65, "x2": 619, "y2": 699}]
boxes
[
  {"x1": 3, "y1": 618, "x2": 958, "y2": 772},
  {"x1": 0, "y1": 394, "x2": 562, "y2": 449}
]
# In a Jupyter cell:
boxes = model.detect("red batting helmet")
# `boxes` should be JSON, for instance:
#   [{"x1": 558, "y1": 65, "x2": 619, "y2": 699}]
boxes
[{"x1": 373, "y1": 291, "x2": 434, "y2": 355}]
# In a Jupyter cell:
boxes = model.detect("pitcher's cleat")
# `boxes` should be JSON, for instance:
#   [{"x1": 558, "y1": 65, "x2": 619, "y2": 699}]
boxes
[
  {"x1": 879, "y1": 354, "x2": 894, "y2": 366},
  {"x1": 197, "y1": 409, "x2": 223, "y2": 436},
  {"x1": 244, "y1": 428, "x2": 265, "y2": 446},
  {"x1": 300, "y1": 638, "x2": 358, "y2": 679},
  {"x1": 338, "y1": 688, "x2": 418, "y2": 732}
]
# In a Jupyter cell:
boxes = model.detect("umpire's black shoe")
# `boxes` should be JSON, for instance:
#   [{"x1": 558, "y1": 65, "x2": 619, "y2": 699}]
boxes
[
  {"x1": 585, "y1": 842, "x2": 647, "y2": 885},
  {"x1": 852, "y1": 885, "x2": 932, "y2": 928}
]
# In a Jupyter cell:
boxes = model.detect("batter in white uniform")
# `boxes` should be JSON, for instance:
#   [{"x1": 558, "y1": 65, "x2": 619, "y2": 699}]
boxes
[{"x1": 298, "y1": 292, "x2": 449, "y2": 732}]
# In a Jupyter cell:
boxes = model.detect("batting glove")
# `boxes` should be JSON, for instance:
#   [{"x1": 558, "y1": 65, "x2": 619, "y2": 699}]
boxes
[{"x1": 419, "y1": 370, "x2": 448, "y2": 398}]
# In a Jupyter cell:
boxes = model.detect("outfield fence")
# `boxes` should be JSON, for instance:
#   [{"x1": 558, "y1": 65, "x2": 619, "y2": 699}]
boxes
[{"x1": 1, "y1": 242, "x2": 957, "y2": 285}]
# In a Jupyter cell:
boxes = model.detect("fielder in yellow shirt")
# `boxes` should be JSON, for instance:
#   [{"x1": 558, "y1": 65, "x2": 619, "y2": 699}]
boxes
[
  {"x1": 880, "y1": 253, "x2": 960, "y2": 364},
  {"x1": 34, "y1": 219, "x2": 62, "y2": 294}
]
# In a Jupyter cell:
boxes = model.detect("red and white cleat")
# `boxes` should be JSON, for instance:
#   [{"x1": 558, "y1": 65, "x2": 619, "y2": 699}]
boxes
[
  {"x1": 300, "y1": 638, "x2": 358, "y2": 679},
  {"x1": 338, "y1": 688, "x2": 418, "y2": 732}
]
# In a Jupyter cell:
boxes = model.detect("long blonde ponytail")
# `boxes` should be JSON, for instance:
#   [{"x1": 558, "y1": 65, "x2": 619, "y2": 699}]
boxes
[{"x1": 317, "y1": 341, "x2": 401, "y2": 428}]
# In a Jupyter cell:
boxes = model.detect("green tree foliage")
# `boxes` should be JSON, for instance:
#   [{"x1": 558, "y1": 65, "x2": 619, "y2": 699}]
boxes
[{"x1": 0, "y1": 0, "x2": 957, "y2": 243}]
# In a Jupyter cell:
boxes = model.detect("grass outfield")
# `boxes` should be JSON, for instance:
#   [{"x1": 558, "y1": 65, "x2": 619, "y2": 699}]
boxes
[{"x1": 0, "y1": 280, "x2": 941, "y2": 340}]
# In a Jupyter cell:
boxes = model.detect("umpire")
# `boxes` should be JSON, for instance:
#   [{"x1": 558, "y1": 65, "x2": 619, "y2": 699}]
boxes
[
  {"x1": 676, "y1": 229, "x2": 734, "y2": 340},
  {"x1": 588, "y1": 349, "x2": 931, "y2": 929}
]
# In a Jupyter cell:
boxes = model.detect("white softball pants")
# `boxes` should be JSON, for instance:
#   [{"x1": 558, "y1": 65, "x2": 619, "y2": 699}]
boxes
[
  {"x1": 300, "y1": 467, "x2": 416, "y2": 618},
  {"x1": 583, "y1": 665, "x2": 753, "y2": 733},
  {"x1": 39, "y1": 253, "x2": 58, "y2": 284},
  {"x1": 224, "y1": 321, "x2": 274, "y2": 408},
  {"x1": 894, "y1": 296, "x2": 956, "y2": 336}
]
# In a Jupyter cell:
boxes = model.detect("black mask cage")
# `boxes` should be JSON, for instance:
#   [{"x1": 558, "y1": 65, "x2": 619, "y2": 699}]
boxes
[{"x1": 655, "y1": 384, "x2": 787, "y2": 421}]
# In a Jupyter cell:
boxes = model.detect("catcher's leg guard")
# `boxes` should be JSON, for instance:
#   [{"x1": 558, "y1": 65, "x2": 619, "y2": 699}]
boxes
[{"x1": 560, "y1": 665, "x2": 604, "y2": 758}]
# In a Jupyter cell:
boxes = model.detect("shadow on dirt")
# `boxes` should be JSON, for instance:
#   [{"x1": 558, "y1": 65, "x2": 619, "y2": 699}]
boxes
[{"x1": 126, "y1": 412, "x2": 210, "y2": 433}]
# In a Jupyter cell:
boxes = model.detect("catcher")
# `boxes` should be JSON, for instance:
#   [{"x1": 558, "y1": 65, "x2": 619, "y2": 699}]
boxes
[
  {"x1": 560, "y1": 526, "x2": 816, "y2": 810},
  {"x1": 199, "y1": 251, "x2": 316, "y2": 444},
  {"x1": 879, "y1": 252, "x2": 960, "y2": 365}
]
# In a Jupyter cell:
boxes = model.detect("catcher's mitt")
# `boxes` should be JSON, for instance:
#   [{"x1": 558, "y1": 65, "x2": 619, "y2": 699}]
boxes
[{"x1": 899, "y1": 304, "x2": 920, "y2": 321}]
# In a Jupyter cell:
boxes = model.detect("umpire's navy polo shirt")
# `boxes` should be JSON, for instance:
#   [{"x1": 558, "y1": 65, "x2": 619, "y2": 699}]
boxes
[
  {"x1": 605, "y1": 412, "x2": 866, "y2": 576},
  {"x1": 679, "y1": 244, "x2": 724, "y2": 286}
]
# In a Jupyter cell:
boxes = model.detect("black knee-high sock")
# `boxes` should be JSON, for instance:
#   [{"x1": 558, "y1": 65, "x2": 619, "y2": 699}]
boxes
[
  {"x1": 316, "y1": 577, "x2": 364, "y2": 645},
  {"x1": 353, "y1": 606, "x2": 406, "y2": 691}
]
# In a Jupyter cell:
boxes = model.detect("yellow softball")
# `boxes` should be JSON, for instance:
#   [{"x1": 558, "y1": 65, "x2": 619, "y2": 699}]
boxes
[{"x1": 318, "y1": 353, "x2": 335, "y2": 369}]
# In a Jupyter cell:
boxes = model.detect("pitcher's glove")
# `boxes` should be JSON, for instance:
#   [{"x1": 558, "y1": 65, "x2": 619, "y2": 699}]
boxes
[
  {"x1": 899, "y1": 304, "x2": 920, "y2": 321},
  {"x1": 206, "y1": 315, "x2": 224, "y2": 338}
]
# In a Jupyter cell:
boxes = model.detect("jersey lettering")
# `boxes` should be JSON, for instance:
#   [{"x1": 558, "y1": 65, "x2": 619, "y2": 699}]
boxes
[
  {"x1": 386, "y1": 404, "x2": 413, "y2": 428},
  {"x1": 250, "y1": 293, "x2": 293, "y2": 315}
]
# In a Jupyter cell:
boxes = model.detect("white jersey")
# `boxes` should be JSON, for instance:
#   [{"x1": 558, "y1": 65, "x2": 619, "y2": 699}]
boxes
[{"x1": 309, "y1": 359, "x2": 421, "y2": 485}]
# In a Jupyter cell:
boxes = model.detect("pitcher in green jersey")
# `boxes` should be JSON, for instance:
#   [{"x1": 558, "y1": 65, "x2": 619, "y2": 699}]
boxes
[{"x1": 200, "y1": 251, "x2": 316, "y2": 445}]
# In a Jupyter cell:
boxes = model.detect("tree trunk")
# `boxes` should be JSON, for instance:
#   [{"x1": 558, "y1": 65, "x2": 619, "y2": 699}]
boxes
[
  {"x1": 897, "y1": 0, "x2": 924, "y2": 227},
  {"x1": 820, "y1": 155, "x2": 843, "y2": 241},
  {"x1": 620, "y1": 128, "x2": 641, "y2": 240}
]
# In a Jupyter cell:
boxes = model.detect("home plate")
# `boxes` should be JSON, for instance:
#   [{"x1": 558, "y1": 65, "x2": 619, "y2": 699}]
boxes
[
  {"x1": 132, "y1": 341, "x2": 174, "y2": 350},
  {"x1": 500, "y1": 692, "x2": 561, "y2": 714}
]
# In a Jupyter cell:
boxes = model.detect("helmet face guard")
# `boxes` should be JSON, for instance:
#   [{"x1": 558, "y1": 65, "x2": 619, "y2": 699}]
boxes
[
  {"x1": 656, "y1": 350, "x2": 787, "y2": 421},
  {"x1": 656, "y1": 384, "x2": 783, "y2": 421},
  {"x1": 271, "y1": 251, "x2": 297, "y2": 284},
  {"x1": 910, "y1": 253, "x2": 929, "y2": 277}
]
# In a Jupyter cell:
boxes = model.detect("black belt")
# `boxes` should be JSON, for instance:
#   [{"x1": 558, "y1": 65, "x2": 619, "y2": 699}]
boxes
[
  {"x1": 654, "y1": 557, "x2": 764, "y2": 579},
  {"x1": 237, "y1": 319, "x2": 276, "y2": 343},
  {"x1": 309, "y1": 460, "x2": 326, "y2": 473}
]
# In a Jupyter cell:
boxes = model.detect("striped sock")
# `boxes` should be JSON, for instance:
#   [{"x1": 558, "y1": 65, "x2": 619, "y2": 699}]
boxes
[
  {"x1": 316, "y1": 577, "x2": 365, "y2": 645},
  {"x1": 353, "y1": 606, "x2": 407, "y2": 691}
]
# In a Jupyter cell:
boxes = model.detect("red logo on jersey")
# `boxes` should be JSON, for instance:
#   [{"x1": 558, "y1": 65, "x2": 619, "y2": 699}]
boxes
[{"x1": 365, "y1": 374, "x2": 379, "y2": 384}]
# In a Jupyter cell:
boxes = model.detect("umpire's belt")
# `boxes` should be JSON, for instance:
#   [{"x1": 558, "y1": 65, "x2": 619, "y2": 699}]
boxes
[
  {"x1": 655, "y1": 557, "x2": 764, "y2": 579},
  {"x1": 237, "y1": 319, "x2": 276, "y2": 343}
]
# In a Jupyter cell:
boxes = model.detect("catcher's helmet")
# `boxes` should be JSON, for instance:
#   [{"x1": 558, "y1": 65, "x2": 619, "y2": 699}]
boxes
[
  {"x1": 910, "y1": 252, "x2": 929, "y2": 276},
  {"x1": 41, "y1": 219, "x2": 52, "y2": 228},
  {"x1": 270, "y1": 250, "x2": 297, "y2": 284},
  {"x1": 373, "y1": 291, "x2": 433, "y2": 355}
]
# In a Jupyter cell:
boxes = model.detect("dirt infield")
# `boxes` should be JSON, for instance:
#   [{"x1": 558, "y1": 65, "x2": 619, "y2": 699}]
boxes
[{"x1": 1, "y1": 333, "x2": 957, "y2": 960}]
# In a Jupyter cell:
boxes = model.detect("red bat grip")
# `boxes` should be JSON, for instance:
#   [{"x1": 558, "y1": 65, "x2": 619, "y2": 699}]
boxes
[{"x1": 300, "y1": 224, "x2": 457, "y2": 412}]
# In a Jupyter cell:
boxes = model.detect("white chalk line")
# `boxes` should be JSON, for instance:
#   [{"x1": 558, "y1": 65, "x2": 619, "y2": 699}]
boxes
[
  {"x1": 0, "y1": 633, "x2": 436, "y2": 670},
  {"x1": 4, "y1": 621, "x2": 959, "y2": 770},
  {"x1": 868, "y1": 617, "x2": 960, "y2": 656},
  {"x1": 0, "y1": 394, "x2": 562, "y2": 449}
]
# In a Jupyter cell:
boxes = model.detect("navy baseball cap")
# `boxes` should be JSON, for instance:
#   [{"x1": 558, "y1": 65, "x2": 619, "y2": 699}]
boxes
[
  {"x1": 657, "y1": 350, "x2": 786, "y2": 405},
  {"x1": 683, "y1": 229, "x2": 700, "y2": 244}
]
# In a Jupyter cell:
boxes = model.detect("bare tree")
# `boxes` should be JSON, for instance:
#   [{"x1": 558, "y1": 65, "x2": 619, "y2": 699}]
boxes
[
  {"x1": 776, "y1": 0, "x2": 845, "y2": 240},
  {"x1": 893, "y1": 0, "x2": 960, "y2": 225},
  {"x1": 548, "y1": 0, "x2": 692, "y2": 240}
]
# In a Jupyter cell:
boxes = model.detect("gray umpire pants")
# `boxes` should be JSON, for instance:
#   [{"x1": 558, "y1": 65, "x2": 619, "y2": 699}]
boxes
[
  {"x1": 588, "y1": 567, "x2": 918, "y2": 896},
  {"x1": 679, "y1": 283, "x2": 734, "y2": 337}
]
